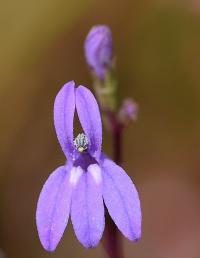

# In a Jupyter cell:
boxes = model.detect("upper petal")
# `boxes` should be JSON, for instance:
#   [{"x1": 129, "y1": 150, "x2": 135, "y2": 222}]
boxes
[
  {"x1": 101, "y1": 155, "x2": 142, "y2": 241},
  {"x1": 54, "y1": 81, "x2": 75, "y2": 159},
  {"x1": 36, "y1": 165, "x2": 73, "y2": 251},
  {"x1": 75, "y1": 86, "x2": 102, "y2": 160},
  {"x1": 71, "y1": 164, "x2": 105, "y2": 248}
]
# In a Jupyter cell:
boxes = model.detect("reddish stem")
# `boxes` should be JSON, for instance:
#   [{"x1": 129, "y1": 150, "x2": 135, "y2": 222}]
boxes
[{"x1": 103, "y1": 111, "x2": 124, "y2": 258}]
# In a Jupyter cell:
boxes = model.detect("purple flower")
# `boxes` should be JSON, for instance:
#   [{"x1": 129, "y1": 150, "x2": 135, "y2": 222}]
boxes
[
  {"x1": 36, "y1": 81, "x2": 141, "y2": 251},
  {"x1": 84, "y1": 25, "x2": 113, "y2": 80}
]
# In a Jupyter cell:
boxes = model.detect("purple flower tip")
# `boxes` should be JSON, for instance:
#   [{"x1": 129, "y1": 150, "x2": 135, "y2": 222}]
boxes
[
  {"x1": 84, "y1": 25, "x2": 113, "y2": 80},
  {"x1": 36, "y1": 81, "x2": 141, "y2": 251}
]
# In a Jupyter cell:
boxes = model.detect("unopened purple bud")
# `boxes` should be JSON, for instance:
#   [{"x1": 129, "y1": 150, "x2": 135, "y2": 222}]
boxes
[
  {"x1": 119, "y1": 99, "x2": 138, "y2": 123},
  {"x1": 84, "y1": 25, "x2": 113, "y2": 80}
]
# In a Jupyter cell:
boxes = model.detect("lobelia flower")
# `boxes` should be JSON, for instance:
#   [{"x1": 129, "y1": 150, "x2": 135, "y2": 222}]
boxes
[
  {"x1": 36, "y1": 81, "x2": 141, "y2": 251},
  {"x1": 84, "y1": 25, "x2": 113, "y2": 80}
]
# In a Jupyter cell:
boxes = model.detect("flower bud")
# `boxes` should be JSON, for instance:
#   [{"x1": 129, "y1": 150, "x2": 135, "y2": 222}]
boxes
[
  {"x1": 119, "y1": 99, "x2": 138, "y2": 124},
  {"x1": 84, "y1": 25, "x2": 113, "y2": 80}
]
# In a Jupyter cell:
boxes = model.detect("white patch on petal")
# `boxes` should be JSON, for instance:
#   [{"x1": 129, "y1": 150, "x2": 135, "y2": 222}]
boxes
[
  {"x1": 88, "y1": 164, "x2": 102, "y2": 184},
  {"x1": 69, "y1": 166, "x2": 83, "y2": 186}
]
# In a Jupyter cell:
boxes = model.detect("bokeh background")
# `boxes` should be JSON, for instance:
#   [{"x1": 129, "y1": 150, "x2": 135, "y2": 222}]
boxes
[{"x1": 1, "y1": 0, "x2": 200, "y2": 257}]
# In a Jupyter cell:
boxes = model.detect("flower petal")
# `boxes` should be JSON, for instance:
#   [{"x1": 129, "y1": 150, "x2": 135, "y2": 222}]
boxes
[
  {"x1": 71, "y1": 165, "x2": 104, "y2": 248},
  {"x1": 75, "y1": 86, "x2": 102, "y2": 159},
  {"x1": 54, "y1": 81, "x2": 75, "y2": 159},
  {"x1": 101, "y1": 156, "x2": 141, "y2": 241},
  {"x1": 36, "y1": 165, "x2": 73, "y2": 251}
]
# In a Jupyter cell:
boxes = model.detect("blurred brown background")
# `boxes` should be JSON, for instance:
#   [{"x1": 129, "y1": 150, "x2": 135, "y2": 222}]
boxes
[{"x1": 0, "y1": 0, "x2": 200, "y2": 257}]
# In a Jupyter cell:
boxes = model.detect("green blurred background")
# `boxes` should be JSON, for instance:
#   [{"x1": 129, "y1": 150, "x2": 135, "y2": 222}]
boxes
[{"x1": 0, "y1": 0, "x2": 200, "y2": 257}]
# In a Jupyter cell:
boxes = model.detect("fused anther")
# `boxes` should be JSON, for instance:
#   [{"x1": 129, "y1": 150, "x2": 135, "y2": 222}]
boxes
[{"x1": 74, "y1": 133, "x2": 88, "y2": 152}]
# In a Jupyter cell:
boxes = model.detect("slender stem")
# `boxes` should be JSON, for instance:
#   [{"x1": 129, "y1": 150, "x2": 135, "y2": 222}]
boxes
[
  {"x1": 103, "y1": 113, "x2": 124, "y2": 258},
  {"x1": 103, "y1": 211, "x2": 123, "y2": 258},
  {"x1": 113, "y1": 127, "x2": 122, "y2": 164}
]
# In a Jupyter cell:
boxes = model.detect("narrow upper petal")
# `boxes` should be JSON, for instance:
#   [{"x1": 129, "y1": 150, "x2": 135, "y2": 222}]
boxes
[
  {"x1": 71, "y1": 165, "x2": 104, "y2": 248},
  {"x1": 36, "y1": 165, "x2": 73, "y2": 251},
  {"x1": 101, "y1": 155, "x2": 141, "y2": 241},
  {"x1": 75, "y1": 86, "x2": 102, "y2": 160},
  {"x1": 54, "y1": 81, "x2": 75, "y2": 159}
]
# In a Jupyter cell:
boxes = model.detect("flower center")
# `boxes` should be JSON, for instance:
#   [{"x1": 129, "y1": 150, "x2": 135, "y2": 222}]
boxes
[{"x1": 73, "y1": 133, "x2": 88, "y2": 152}]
